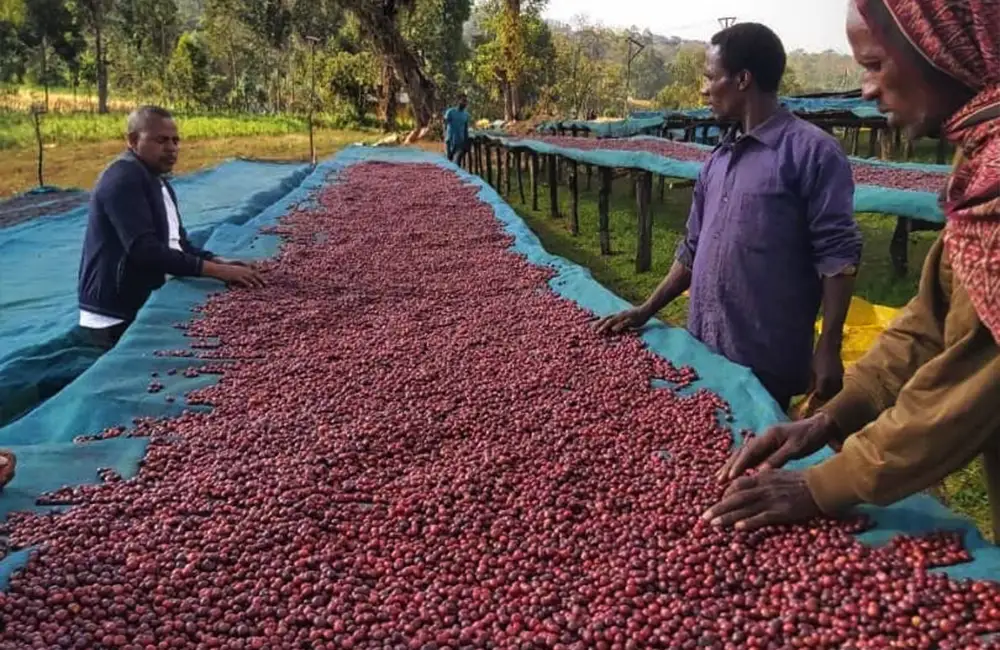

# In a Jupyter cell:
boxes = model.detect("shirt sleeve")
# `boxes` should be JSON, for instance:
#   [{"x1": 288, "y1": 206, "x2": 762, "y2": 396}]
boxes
[
  {"x1": 806, "y1": 241, "x2": 1000, "y2": 512},
  {"x1": 675, "y1": 164, "x2": 709, "y2": 269},
  {"x1": 99, "y1": 163, "x2": 204, "y2": 278},
  {"x1": 818, "y1": 238, "x2": 948, "y2": 437},
  {"x1": 801, "y1": 139, "x2": 862, "y2": 277}
]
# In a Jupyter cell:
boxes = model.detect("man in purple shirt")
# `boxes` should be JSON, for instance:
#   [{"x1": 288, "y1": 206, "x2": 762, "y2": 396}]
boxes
[{"x1": 597, "y1": 23, "x2": 862, "y2": 410}]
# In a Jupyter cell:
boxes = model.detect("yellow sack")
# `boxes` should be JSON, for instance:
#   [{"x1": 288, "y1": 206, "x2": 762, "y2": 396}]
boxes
[
  {"x1": 817, "y1": 296, "x2": 900, "y2": 367},
  {"x1": 792, "y1": 297, "x2": 899, "y2": 420}
]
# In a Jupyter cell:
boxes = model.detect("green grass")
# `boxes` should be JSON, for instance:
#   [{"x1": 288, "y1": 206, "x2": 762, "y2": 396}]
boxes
[
  {"x1": 495, "y1": 166, "x2": 991, "y2": 541},
  {"x1": 0, "y1": 110, "x2": 364, "y2": 151}
]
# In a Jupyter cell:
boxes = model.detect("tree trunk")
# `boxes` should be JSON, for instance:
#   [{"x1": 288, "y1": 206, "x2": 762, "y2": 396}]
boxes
[
  {"x1": 501, "y1": 0, "x2": 521, "y2": 121},
  {"x1": 88, "y1": 1, "x2": 109, "y2": 115},
  {"x1": 378, "y1": 59, "x2": 399, "y2": 132},
  {"x1": 41, "y1": 36, "x2": 49, "y2": 112},
  {"x1": 342, "y1": 1, "x2": 437, "y2": 134}
]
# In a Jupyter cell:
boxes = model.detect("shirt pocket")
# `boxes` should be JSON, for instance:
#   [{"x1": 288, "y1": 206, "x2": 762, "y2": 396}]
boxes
[{"x1": 734, "y1": 190, "x2": 793, "y2": 254}]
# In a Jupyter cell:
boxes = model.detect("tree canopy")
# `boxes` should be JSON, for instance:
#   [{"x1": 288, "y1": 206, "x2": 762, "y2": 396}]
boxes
[{"x1": 0, "y1": 2, "x2": 862, "y2": 124}]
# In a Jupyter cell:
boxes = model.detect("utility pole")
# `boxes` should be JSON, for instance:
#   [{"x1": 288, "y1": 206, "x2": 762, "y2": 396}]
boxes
[
  {"x1": 624, "y1": 35, "x2": 645, "y2": 118},
  {"x1": 306, "y1": 35, "x2": 321, "y2": 167},
  {"x1": 718, "y1": 17, "x2": 737, "y2": 29}
]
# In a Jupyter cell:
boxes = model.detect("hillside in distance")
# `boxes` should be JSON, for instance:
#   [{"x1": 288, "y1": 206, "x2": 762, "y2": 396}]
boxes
[{"x1": 546, "y1": 19, "x2": 862, "y2": 95}]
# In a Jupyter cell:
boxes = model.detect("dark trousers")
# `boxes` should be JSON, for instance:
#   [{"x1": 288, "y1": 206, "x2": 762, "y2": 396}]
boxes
[
  {"x1": 446, "y1": 142, "x2": 467, "y2": 167},
  {"x1": 0, "y1": 322, "x2": 129, "y2": 427}
]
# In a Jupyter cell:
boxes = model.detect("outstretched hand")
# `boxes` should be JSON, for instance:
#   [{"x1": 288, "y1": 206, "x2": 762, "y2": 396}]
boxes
[
  {"x1": 702, "y1": 470, "x2": 821, "y2": 531},
  {"x1": 593, "y1": 307, "x2": 653, "y2": 336},
  {"x1": 715, "y1": 413, "x2": 839, "y2": 484}
]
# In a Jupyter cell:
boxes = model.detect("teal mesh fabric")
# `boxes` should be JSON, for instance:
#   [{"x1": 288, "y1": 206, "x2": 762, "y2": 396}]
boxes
[
  {"x1": 0, "y1": 157, "x2": 332, "y2": 586},
  {"x1": 0, "y1": 160, "x2": 310, "y2": 426},
  {"x1": 0, "y1": 147, "x2": 996, "y2": 589},
  {"x1": 480, "y1": 133, "x2": 947, "y2": 223}
]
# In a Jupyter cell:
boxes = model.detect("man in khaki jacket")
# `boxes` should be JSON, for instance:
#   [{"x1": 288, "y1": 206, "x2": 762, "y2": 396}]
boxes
[{"x1": 704, "y1": 0, "x2": 1000, "y2": 541}]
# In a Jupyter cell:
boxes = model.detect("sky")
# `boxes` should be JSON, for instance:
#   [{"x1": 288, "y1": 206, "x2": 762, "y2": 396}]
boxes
[{"x1": 542, "y1": 0, "x2": 853, "y2": 54}]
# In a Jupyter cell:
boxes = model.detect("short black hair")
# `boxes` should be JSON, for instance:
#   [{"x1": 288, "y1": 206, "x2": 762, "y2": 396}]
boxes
[
  {"x1": 710, "y1": 23, "x2": 787, "y2": 94},
  {"x1": 127, "y1": 106, "x2": 173, "y2": 135}
]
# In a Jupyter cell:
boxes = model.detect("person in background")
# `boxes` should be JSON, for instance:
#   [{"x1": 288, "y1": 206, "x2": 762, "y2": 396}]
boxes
[
  {"x1": 443, "y1": 94, "x2": 471, "y2": 166},
  {"x1": 705, "y1": 0, "x2": 1000, "y2": 541},
  {"x1": 596, "y1": 23, "x2": 862, "y2": 412},
  {"x1": 78, "y1": 105, "x2": 264, "y2": 348}
]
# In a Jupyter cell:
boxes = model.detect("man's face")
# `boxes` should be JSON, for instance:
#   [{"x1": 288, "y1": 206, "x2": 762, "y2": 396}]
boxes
[
  {"x1": 458, "y1": 96, "x2": 468, "y2": 110},
  {"x1": 129, "y1": 116, "x2": 180, "y2": 174},
  {"x1": 702, "y1": 45, "x2": 744, "y2": 121},
  {"x1": 846, "y1": 3, "x2": 958, "y2": 138}
]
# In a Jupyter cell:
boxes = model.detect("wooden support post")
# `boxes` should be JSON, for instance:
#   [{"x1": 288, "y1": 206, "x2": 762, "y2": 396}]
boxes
[
  {"x1": 890, "y1": 217, "x2": 911, "y2": 276},
  {"x1": 850, "y1": 127, "x2": 861, "y2": 156},
  {"x1": 496, "y1": 145, "x2": 504, "y2": 194},
  {"x1": 530, "y1": 152, "x2": 539, "y2": 211},
  {"x1": 505, "y1": 150, "x2": 512, "y2": 196},
  {"x1": 548, "y1": 155, "x2": 560, "y2": 218},
  {"x1": 635, "y1": 171, "x2": 653, "y2": 273},
  {"x1": 904, "y1": 135, "x2": 914, "y2": 161},
  {"x1": 569, "y1": 160, "x2": 579, "y2": 236},
  {"x1": 867, "y1": 127, "x2": 878, "y2": 158},
  {"x1": 485, "y1": 142, "x2": 494, "y2": 187},
  {"x1": 659, "y1": 175, "x2": 666, "y2": 203},
  {"x1": 475, "y1": 139, "x2": 483, "y2": 176},
  {"x1": 586, "y1": 164, "x2": 592, "y2": 191},
  {"x1": 599, "y1": 167, "x2": 612, "y2": 255},
  {"x1": 893, "y1": 127, "x2": 903, "y2": 157},
  {"x1": 880, "y1": 127, "x2": 894, "y2": 160},
  {"x1": 515, "y1": 150, "x2": 526, "y2": 204}
]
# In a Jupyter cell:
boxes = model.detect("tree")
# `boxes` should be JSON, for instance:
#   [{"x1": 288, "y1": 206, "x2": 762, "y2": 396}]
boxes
[
  {"x1": 468, "y1": 0, "x2": 552, "y2": 121},
  {"x1": 167, "y1": 30, "x2": 210, "y2": 108},
  {"x1": 335, "y1": 0, "x2": 439, "y2": 133},
  {"x1": 655, "y1": 43, "x2": 705, "y2": 110},
  {"x1": 70, "y1": 0, "x2": 113, "y2": 113},
  {"x1": 18, "y1": 0, "x2": 84, "y2": 109},
  {"x1": 779, "y1": 65, "x2": 804, "y2": 96},
  {"x1": 629, "y1": 43, "x2": 669, "y2": 100},
  {"x1": 401, "y1": 0, "x2": 471, "y2": 107},
  {"x1": 107, "y1": 0, "x2": 181, "y2": 101}
]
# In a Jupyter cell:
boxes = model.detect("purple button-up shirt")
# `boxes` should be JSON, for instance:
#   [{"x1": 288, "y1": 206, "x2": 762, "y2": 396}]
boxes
[{"x1": 677, "y1": 109, "x2": 862, "y2": 402}]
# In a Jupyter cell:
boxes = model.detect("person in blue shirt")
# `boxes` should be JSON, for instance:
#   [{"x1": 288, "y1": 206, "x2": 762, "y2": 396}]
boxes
[{"x1": 443, "y1": 94, "x2": 470, "y2": 165}]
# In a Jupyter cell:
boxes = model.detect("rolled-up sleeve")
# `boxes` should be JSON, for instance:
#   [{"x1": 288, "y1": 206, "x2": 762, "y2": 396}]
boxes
[
  {"x1": 818, "y1": 238, "x2": 947, "y2": 439},
  {"x1": 806, "y1": 238, "x2": 999, "y2": 513},
  {"x1": 806, "y1": 318, "x2": 1000, "y2": 513},
  {"x1": 802, "y1": 140, "x2": 862, "y2": 277},
  {"x1": 675, "y1": 166, "x2": 709, "y2": 270}
]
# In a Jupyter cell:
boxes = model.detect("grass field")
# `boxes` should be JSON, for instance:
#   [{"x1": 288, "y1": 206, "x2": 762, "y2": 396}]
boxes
[
  {"x1": 0, "y1": 126, "x2": 375, "y2": 197},
  {"x1": 496, "y1": 167, "x2": 992, "y2": 541}
]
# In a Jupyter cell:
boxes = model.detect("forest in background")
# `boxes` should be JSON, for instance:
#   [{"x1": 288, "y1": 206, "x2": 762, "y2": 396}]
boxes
[{"x1": 0, "y1": 0, "x2": 862, "y2": 129}]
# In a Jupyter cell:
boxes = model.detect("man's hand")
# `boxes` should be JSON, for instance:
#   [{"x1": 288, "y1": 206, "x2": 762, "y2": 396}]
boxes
[
  {"x1": 0, "y1": 451, "x2": 16, "y2": 488},
  {"x1": 812, "y1": 337, "x2": 845, "y2": 400},
  {"x1": 203, "y1": 261, "x2": 266, "y2": 289},
  {"x1": 702, "y1": 470, "x2": 821, "y2": 531},
  {"x1": 716, "y1": 413, "x2": 840, "y2": 483},
  {"x1": 594, "y1": 307, "x2": 653, "y2": 336}
]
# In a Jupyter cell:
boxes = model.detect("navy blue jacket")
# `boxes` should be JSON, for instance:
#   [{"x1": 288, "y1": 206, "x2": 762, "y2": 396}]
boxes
[{"x1": 78, "y1": 151, "x2": 214, "y2": 322}]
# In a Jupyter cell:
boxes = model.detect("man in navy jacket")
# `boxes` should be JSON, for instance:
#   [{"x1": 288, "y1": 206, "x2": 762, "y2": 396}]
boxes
[
  {"x1": 0, "y1": 106, "x2": 266, "y2": 480},
  {"x1": 77, "y1": 105, "x2": 264, "y2": 347}
]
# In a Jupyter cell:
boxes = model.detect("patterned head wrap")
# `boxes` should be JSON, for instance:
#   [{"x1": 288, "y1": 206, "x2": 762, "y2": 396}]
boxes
[{"x1": 855, "y1": 0, "x2": 1000, "y2": 341}]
